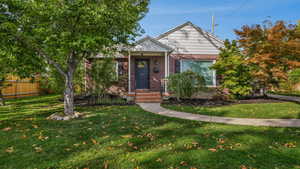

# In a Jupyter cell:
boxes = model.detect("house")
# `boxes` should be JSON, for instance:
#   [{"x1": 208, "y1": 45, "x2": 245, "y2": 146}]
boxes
[{"x1": 87, "y1": 21, "x2": 224, "y2": 103}]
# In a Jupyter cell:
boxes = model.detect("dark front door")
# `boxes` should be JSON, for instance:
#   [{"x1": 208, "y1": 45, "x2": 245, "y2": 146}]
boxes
[{"x1": 135, "y1": 59, "x2": 150, "y2": 89}]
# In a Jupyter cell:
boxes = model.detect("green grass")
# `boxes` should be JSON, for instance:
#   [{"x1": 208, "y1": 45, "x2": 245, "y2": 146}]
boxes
[
  {"x1": 163, "y1": 102, "x2": 300, "y2": 119},
  {"x1": 0, "y1": 95, "x2": 300, "y2": 169}
]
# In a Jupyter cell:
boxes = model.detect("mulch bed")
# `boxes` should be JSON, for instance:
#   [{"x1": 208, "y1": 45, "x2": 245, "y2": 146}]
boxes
[{"x1": 163, "y1": 96, "x2": 287, "y2": 107}]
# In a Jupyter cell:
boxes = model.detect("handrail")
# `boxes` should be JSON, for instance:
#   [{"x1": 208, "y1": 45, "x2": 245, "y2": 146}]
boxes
[{"x1": 160, "y1": 78, "x2": 168, "y2": 97}]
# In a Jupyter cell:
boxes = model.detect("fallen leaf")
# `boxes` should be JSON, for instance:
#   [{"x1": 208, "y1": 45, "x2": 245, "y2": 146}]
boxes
[
  {"x1": 284, "y1": 142, "x2": 296, "y2": 148},
  {"x1": 218, "y1": 138, "x2": 225, "y2": 144},
  {"x1": 32, "y1": 125, "x2": 38, "y2": 129},
  {"x1": 180, "y1": 161, "x2": 188, "y2": 166},
  {"x1": 121, "y1": 134, "x2": 133, "y2": 139},
  {"x1": 235, "y1": 143, "x2": 242, "y2": 147},
  {"x1": 5, "y1": 147, "x2": 14, "y2": 153},
  {"x1": 65, "y1": 148, "x2": 71, "y2": 151},
  {"x1": 103, "y1": 160, "x2": 109, "y2": 169},
  {"x1": 73, "y1": 144, "x2": 80, "y2": 147},
  {"x1": 156, "y1": 158, "x2": 163, "y2": 162},
  {"x1": 208, "y1": 148, "x2": 217, "y2": 152},
  {"x1": 240, "y1": 165, "x2": 248, "y2": 169},
  {"x1": 128, "y1": 142, "x2": 134, "y2": 147},
  {"x1": 91, "y1": 138, "x2": 98, "y2": 145},
  {"x1": 2, "y1": 127, "x2": 12, "y2": 131},
  {"x1": 38, "y1": 135, "x2": 44, "y2": 140},
  {"x1": 35, "y1": 147, "x2": 43, "y2": 153}
]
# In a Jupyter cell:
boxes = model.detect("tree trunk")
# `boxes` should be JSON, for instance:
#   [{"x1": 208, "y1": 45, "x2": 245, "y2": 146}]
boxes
[
  {"x1": 64, "y1": 71, "x2": 75, "y2": 116},
  {"x1": 0, "y1": 90, "x2": 5, "y2": 106}
]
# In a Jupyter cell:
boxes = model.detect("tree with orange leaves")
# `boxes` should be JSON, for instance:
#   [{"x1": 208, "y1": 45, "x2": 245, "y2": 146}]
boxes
[{"x1": 235, "y1": 20, "x2": 300, "y2": 94}]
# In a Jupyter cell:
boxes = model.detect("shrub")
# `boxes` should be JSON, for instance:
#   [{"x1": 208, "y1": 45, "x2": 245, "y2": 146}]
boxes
[
  {"x1": 211, "y1": 40, "x2": 253, "y2": 99},
  {"x1": 88, "y1": 58, "x2": 117, "y2": 96},
  {"x1": 168, "y1": 71, "x2": 206, "y2": 101},
  {"x1": 276, "y1": 68, "x2": 300, "y2": 93}
]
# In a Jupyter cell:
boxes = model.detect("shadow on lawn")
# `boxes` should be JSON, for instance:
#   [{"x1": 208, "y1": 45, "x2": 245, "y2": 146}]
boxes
[{"x1": 0, "y1": 96, "x2": 300, "y2": 169}]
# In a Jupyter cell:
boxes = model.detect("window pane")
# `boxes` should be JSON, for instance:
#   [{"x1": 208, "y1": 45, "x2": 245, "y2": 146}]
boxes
[{"x1": 182, "y1": 60, "x2": 214, "y2": 86}]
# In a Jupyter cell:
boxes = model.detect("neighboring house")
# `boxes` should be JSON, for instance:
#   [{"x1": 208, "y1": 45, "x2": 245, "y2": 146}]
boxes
[{"x1": 87, "y1": 21, "x2": 224, "y2": 102}]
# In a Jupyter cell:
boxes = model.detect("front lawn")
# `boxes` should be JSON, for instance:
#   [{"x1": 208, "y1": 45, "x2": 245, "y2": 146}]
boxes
[
  {"x1": 1, "y1": 95, "x2": 300, "y2": 169},
  {"x1": 163, "y1": 102, "x2": 300, "y2": 119}
]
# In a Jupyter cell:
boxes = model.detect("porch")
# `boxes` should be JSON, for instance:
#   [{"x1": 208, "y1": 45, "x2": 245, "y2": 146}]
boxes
[{"x1": 126, "y1": 36, "x2": 173, "y2": 102}]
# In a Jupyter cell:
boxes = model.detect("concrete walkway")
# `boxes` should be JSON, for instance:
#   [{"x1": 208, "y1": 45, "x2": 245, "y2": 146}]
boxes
[
  {"x1": 267, "y1": 94, "x2": 300, "y2": 103},
  {"x1": 138, "y1": 103, "x2": 300, "y2": 127}
]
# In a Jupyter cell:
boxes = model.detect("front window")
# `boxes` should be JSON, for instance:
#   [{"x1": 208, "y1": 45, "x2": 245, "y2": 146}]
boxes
[{"x1": 181, "y1": 60, "x2": 215, "y2": 86}]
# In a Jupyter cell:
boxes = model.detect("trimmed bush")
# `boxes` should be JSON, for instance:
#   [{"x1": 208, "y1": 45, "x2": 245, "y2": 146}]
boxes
[{"x1": 168, "y1": 71, "x2": 206, "y2": 101}]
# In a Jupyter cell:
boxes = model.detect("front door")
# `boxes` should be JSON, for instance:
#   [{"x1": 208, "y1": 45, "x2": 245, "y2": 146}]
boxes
[{"x1": 135, "y1": 59, "x2": 150, "y2": 89}]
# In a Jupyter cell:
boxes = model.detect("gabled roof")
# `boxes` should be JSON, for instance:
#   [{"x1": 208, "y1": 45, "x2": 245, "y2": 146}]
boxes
[
  {"x1": 156, "y1": 21, "x2": 224, "y2": 48},
  {"x1": 132, "y1": 36, "x2": 173, "y2": 52}
]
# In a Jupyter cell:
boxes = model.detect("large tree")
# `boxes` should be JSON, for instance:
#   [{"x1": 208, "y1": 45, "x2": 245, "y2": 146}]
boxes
[
  {"x1": 235, "y1": 21, "x2": 300, "y2": 92},
  {"x1": 0, "y1": 0, "x2": 149, "y2": 116}
]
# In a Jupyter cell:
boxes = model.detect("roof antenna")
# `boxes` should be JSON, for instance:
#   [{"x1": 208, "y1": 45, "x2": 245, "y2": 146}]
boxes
[{"x1": 212, "y1": 13, "x2": 215, "y2": 35}]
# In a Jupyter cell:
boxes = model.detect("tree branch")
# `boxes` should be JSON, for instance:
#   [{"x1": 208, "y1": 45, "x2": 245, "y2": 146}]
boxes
[
  {"x1": 36, "y1": 48, "x2": 67, "y2": 77},
  {"x1": 14, "y1": 35, "x2": 67, "y2": 77}
]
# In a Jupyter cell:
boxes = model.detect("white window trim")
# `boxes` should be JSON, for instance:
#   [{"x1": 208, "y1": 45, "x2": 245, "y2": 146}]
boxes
[{"x1": 180, "y1": 59, "x2": 217, "y2": 87}]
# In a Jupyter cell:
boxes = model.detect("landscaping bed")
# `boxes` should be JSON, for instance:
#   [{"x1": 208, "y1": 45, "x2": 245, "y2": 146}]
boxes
[{"x1": 163, "y1": 96, "x2": 285, "y2": 107}]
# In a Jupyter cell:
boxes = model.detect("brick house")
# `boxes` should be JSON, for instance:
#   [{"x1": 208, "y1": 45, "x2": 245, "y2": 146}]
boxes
[{"x1": 87, "y1": 21, "x2": 224, "y2": 103}]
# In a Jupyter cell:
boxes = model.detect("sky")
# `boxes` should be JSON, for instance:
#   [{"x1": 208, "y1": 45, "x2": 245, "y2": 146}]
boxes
[{"x1": 139, "y1": 0, "x2": 300, "y2": 40}]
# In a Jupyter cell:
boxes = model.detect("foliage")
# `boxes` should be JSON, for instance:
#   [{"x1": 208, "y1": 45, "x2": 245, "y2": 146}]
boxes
[
  {"x1": 0, "y1": 49, "x2": 40, "y2": 105},
  {"x1": 88, "y1": 58, "x2": 118, "y2": 96},
  {"x1": 1, "y1": 95, "x2": 300, "y2": 169},
  {"x1": 0, "y1": 51, "x2": 11, "y2": 105},
  {"x1": 212, "y1": 40, "x2": 253, "y2": 99},
  {"x1": 0, "y1": 0, "x2": 149, "y2": 115},
  {"x1": 39, "y1": 61, "x2": 86, "y2": 95},
  {"x1": 288, "y1": 68, "x2": 300, "y2": 85},
  {"x1": 273, "y1": 68, "x2": 300, "y2": 94},
  {"x1": 168, "y1": 71, "x2": 206, "y2": 100},
  {"x1": 234, "y1": 20, "x2": 300, "y2": 91}
]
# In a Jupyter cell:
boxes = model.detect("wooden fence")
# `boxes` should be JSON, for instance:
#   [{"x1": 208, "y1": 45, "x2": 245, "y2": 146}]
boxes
[{"x1": 2, "y1": 76, "x2": 40, "y2": 99}]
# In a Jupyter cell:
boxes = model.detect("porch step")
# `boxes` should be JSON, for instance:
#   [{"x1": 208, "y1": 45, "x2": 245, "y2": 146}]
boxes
[
  {"x1": 135, "y1": 89, "x2": 151, "y2": 93},
  {"x1": 136, "y1": 92, "x2": 160, "y2": 96},
  {"x1": 135, "y1": 91, "x2": 162, "y2": 103},
  {"x1": 135, "y1": 100, "x2": 162, "y2": 103}
]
